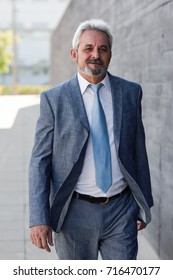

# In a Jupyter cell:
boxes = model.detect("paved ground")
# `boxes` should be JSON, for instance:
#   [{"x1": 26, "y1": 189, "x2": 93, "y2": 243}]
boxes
[{"x1": 0, "y1": 95, "x2": 159, "y2": 260}]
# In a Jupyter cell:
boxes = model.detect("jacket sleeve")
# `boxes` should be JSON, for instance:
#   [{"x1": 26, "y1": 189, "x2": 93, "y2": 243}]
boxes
[
  {"x1": 135, "y1": 86, "x2": 154, "y2": 208},
  {"x1": 29, "y1": 92, "x2": 54, "y2": 227}
]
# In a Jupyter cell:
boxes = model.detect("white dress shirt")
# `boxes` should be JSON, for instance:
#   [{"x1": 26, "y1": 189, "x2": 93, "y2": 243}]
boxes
[{"x1": 75, "y1": 73, "x2": 127, "y2": 197}]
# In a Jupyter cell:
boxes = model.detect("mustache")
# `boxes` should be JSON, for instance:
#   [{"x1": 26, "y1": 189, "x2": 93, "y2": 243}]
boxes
[{"x1": 87, "y1": 59, "x2": 103, "y2": 65}]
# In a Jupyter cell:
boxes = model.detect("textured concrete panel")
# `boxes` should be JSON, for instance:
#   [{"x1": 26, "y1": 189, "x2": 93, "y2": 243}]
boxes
[{"x1": 51, "y1": 0, "x2": 173, "y2": 259}]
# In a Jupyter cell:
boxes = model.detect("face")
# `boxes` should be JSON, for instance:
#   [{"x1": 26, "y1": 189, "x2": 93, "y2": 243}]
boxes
[{"x1": 70, "y1": 29, "x2": 112, "y2": 83}]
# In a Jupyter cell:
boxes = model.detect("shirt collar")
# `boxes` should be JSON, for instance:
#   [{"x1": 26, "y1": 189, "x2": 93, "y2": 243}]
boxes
[
  {"x1": 77, "y1": 72, "x2": 111, "y2": 95},
  {"x1": 77, "y1": 73, "x2": 90, "y2": 95}
]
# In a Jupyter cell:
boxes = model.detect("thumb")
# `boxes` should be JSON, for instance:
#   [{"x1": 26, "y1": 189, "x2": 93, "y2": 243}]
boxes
[{"x1": 48, "y1": 229, "x2": 54, "y2": 246}]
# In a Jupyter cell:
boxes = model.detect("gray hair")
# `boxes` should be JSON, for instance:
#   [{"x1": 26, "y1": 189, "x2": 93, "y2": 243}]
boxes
[{"x1": 72, "y1": 19, "x2": 113, "y2": 50}]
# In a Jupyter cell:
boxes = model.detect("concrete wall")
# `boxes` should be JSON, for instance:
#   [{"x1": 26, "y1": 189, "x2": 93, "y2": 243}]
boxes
[{"x1": 51, "y1": 0, "x2": 173, "y2": 259}]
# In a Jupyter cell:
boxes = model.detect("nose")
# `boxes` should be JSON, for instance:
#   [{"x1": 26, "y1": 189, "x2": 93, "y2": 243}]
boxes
[{"x1": 91, "y1": 48, "x2": 100, "y2": 59}]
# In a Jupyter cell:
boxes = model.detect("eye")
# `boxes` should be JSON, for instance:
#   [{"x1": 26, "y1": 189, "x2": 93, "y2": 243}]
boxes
[
  {"x1": 84, "y1": 47, "x2": 93, "y2": 52},
  {"x1": 99, "y1": 47, "x2": 108, "y2": 52}
]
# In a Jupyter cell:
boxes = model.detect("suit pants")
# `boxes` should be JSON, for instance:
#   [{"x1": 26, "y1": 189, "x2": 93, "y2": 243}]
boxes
[{"x1": 54, "y1": 187, "x2": 139, "y2": 260}]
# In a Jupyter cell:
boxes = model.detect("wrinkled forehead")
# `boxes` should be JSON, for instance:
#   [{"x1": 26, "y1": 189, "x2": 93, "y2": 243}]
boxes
[{"x1": 79, "y1": 29, "x2": 111, "y2": 48}]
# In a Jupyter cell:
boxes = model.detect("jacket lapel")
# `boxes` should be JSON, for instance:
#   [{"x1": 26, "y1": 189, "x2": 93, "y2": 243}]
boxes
[
  {"x1": 109, "y1": 73, "x2": 122, "y2": 150},
  {"x1": 67, "y1": 75, "x2": 90, "y2": 132}
]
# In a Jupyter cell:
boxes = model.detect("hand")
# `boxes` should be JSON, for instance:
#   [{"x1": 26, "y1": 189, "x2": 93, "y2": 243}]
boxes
[
  {"x1": 137, "y1": 220, "x2": 147, "y2": 231},
  {"x1": 30, "y1": 225, "x2": 53, "y2": 252}
]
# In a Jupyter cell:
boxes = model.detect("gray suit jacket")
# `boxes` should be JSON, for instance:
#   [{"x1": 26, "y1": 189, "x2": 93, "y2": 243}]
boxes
[{"x1": 29, "y1": 73, "x2": 153, "y2": 232}]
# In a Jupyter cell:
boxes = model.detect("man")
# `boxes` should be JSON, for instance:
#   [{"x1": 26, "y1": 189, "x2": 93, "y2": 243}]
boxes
[{"x1": 29, "y1": 19, "x2": 153, "y2": 260}]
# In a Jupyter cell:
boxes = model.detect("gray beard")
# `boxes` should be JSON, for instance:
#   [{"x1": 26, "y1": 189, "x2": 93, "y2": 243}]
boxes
[{"x1": 80, "y1": 65, "x2": 107, "y2": 77}]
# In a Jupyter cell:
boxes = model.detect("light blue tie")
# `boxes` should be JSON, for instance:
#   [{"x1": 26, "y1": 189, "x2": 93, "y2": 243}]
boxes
[{"x1": 90, "y1": 83, "x2": 112, "y2": 193}]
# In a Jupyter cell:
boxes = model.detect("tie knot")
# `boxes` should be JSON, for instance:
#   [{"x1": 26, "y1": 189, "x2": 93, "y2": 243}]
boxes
[{"x1": 90, "y1": 83, "x2": 103, "y2": 94}]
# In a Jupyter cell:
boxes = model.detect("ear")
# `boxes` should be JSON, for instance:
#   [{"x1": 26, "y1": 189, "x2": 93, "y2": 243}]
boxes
[{"x1": 70, "y1": 48, "x2": 78, "y2": 63}]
